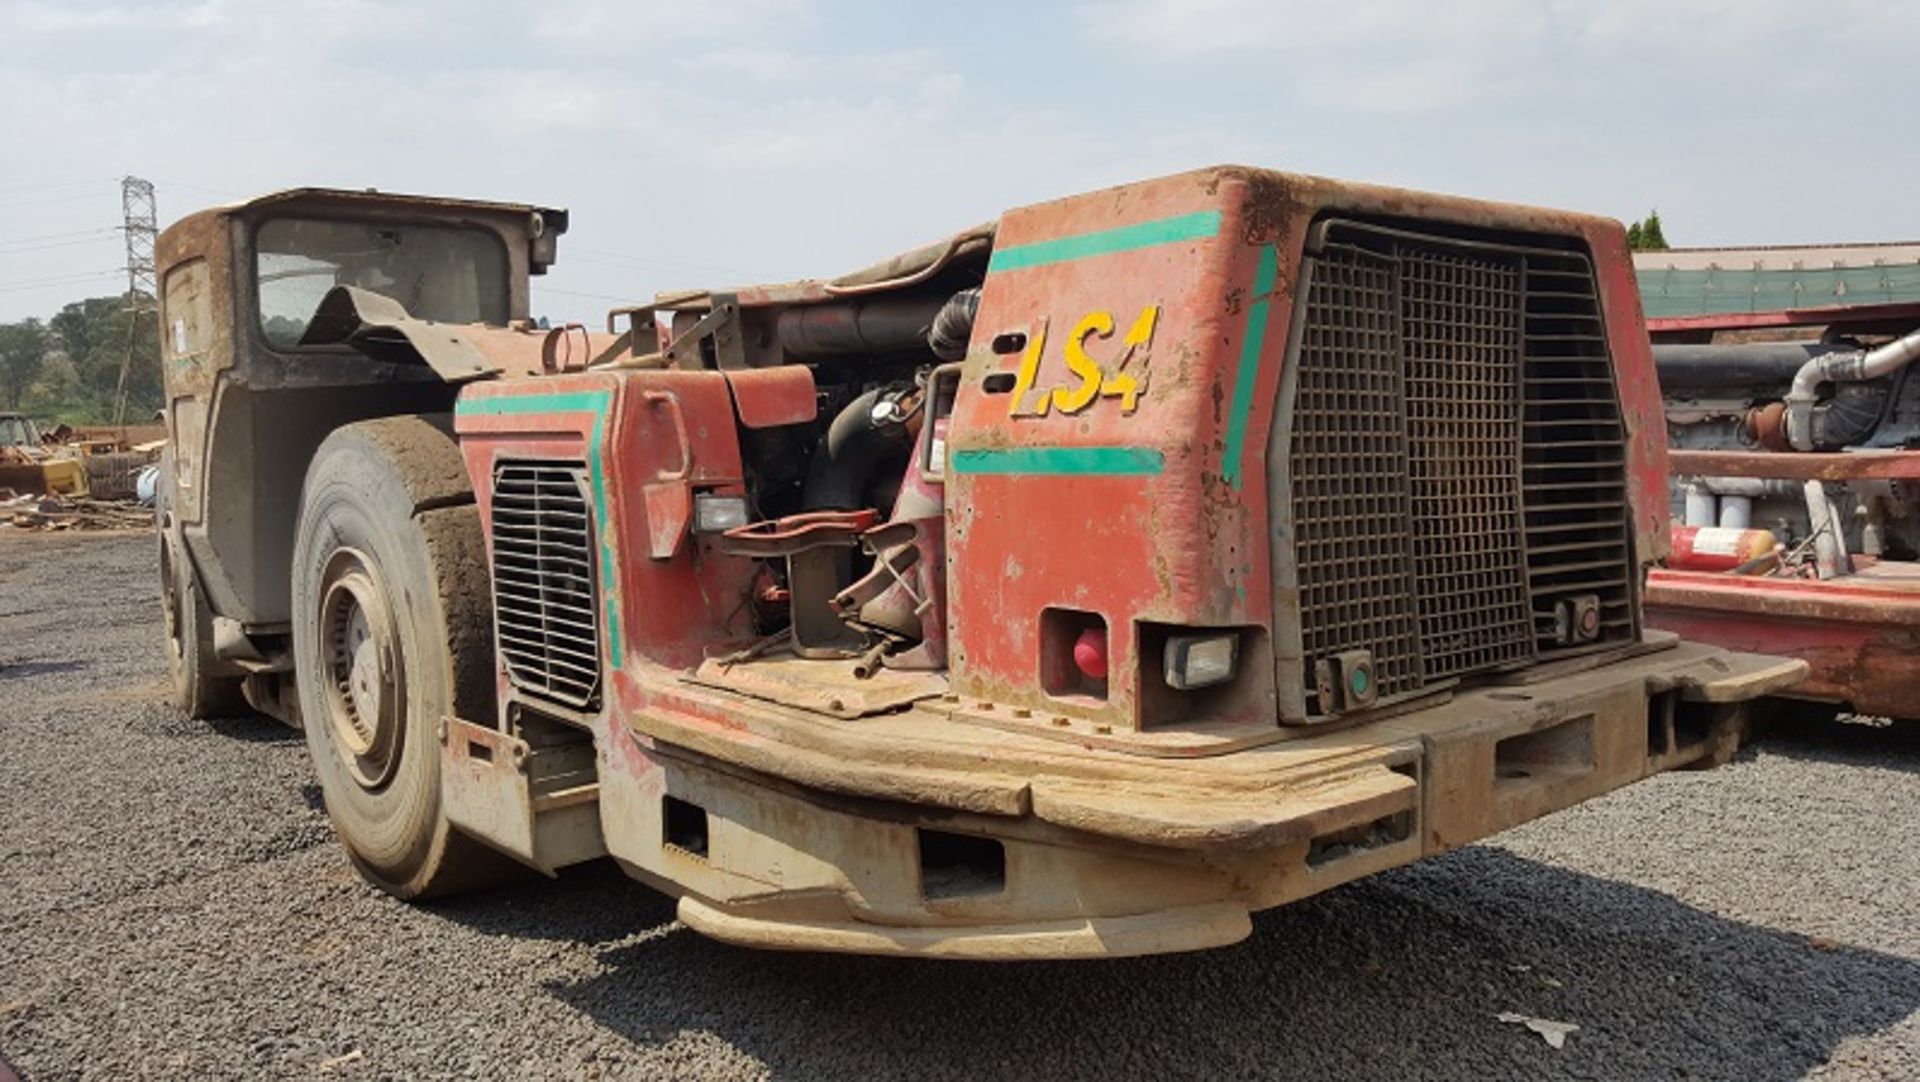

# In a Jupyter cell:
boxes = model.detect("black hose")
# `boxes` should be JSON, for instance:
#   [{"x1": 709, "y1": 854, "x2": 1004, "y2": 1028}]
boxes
[
  {"x1": 801, "y1": 388, "x2": 913, "y2": 510},
  {"x1": 927, "y1": 288, "x2": 980, "y2": 361},
  {"x1": 1653, "y1": 342, "x2": 1845, "y2": 388},
  {"x1": 1808, "y1": 380, "x2": 1892, "y2": 450}
]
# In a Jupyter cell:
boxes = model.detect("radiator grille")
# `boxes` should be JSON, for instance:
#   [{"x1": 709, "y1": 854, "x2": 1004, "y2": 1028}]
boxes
[
  {"x1": 1400, "y1": 248, "x2": 1534, "y2": 677},
  {"x1": 489, "y1": 460, "x2": 602, "y2": 709},
  {"x1": 1290, "y1": 247, "x2": 1425, "y2": 701},
  {"x1": 1282, "y1": 220, "x2": 1634, "y2": 719}
]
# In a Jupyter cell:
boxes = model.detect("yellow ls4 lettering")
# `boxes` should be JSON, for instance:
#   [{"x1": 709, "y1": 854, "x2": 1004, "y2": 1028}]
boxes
[{"x1": 1009, "y1": 304, "x2": 1159, "y2": 418}]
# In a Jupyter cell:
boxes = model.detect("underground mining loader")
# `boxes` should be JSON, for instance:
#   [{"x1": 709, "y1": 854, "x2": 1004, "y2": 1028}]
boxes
[{"x1": 155, "y1": 168, "x2": 1802, "y2": 958}]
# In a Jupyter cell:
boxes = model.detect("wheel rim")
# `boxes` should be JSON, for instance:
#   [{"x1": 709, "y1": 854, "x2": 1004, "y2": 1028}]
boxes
[{"x1": 318, "y1": 548, "x2": 405, "y2": 790}]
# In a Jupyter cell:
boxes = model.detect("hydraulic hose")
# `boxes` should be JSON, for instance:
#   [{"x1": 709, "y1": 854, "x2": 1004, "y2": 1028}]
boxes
[
  {"x1": 801, "y1": 387, "x2": 915, "y2": 511},
  {"x1": 1784, "y1": 326, "x2": 1920, "y2": 450},
  {"x1": 927, "y1": 288, "x2": 980, "y2": 361}
]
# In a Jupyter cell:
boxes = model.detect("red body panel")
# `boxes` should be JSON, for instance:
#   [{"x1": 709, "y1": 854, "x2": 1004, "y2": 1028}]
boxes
[
  {"x1": 946, "y1": 168, "x2": 1667, "y2": 728},
  {"x1": 454, "y1": 167, "x2": 1667, "y2": 735},
  {"x1": 454, "y1": 370, "x2": 760, "y2": 685},
  {"x1": 1646, "y1": 565, "x2": 1920, "y2": 717}
]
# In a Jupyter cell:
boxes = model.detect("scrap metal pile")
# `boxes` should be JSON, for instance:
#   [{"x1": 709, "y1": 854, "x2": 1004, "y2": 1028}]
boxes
[
  {"x1": 0, "y1": 413, "x2": 163, "y2": 531},
  {"x1": 0, "y1": 490, "x2": 154, "y2": 531}
]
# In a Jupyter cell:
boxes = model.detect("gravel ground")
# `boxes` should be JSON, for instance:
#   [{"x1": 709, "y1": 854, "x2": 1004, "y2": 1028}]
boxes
[{"x1": 2, "y1": 530, "x2": 1916, "y2": 1081}]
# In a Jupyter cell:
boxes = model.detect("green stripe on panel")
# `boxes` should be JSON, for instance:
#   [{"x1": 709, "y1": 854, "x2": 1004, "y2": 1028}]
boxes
[
  {"x1": 1220, "y1": 244, "x2": 1279, "y2": 489},
  {"x1": 456, "y1": 391, "x2": 613, "y2": 418},
  {"x1": 949, "y1": 447, "x2": 1165, "y2": 476},
  {"x1": 987, "y1": 210, "x2": 1223, "y2": 273},
  {"x1": 457, "y1": 389, "x2": 623, "y2": 668}
]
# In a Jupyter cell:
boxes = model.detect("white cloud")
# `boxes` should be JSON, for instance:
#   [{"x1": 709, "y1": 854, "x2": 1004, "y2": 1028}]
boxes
[
  {"x1": 0, "y1": 1, "x2": 218, "y2": 33},
  {"x1": 1086, "y1": 0, "x2": 1542, "y2": 55},
  {"x1": 1081, "y1": 0, "x2": 1920, "y2": 113},
  {"x1": 529, "y1": 0, "x2": 816, "y2": 47}
]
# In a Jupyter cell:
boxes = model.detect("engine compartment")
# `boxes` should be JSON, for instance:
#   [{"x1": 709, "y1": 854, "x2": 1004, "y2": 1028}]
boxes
[
  {"x1": 630, "y1": 238, "x2": 992, "y2": 680},
  {"x1": 1659, "y1": 326, "x2": 1920, "y2": 571}
]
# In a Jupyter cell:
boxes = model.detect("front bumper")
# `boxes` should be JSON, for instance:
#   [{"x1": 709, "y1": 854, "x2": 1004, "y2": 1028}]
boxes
[{"x1": 583, "y1": 639, "x2": 1803, "y2": 959}]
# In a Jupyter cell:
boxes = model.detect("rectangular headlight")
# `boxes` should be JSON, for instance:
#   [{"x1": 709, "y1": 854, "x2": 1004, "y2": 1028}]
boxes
[
  {"x1": 693, "y1": 493, "x2": 749, "y2": 534},
  {"x1": 1164, "y1": 632, "x2": 1238, "y2": 690}
]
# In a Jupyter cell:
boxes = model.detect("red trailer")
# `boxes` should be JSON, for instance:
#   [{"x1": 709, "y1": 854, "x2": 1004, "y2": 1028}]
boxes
[{"x1": 1641, "y1": 282, "x2": 1920, "y2": 720}]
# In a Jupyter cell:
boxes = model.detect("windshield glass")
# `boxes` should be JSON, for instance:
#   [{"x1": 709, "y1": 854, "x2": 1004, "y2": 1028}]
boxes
[{"x1": 255, "y1": 217, "x2": 509, "y2": 347}]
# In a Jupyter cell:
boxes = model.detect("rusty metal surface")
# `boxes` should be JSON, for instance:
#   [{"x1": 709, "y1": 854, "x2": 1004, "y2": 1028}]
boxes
[
  {"x1": 156, "y1": 186, "x2": 562, "y2": 397},
  {"x1": 155, "y1": 185, "x2": 569, "y2": 642},
  {"x1": 1668, "y1": 447, "x2": 1920, "y2": 481},
  {"x1": 942, "y1": 166, "x2": 1665, "y2": 732},
  {"x1": 451, "y1": 165, "x2": 1684, "y2": 742},
  {"x1": 687, "y1": 651, "x2": 948, "y2": 719},
  {"x1": 1647, "y1": 299, "x2": 1920, "y2": 339},
  {"x1": 620, "y1": 637, "x2": 1798, "y2": 833},
  {"x1": 1646, "y1": 565, "x2": 1920, "y2": 619},
  {"x1": 1645, "y1": 566, "x2": 1920, "y2": 717},
  {"x1": 723, "y1": 366, "x2": 817, "y2": 428},
  {"x1": 297, "y1": 284, "x2": 604, "y2": 382}
]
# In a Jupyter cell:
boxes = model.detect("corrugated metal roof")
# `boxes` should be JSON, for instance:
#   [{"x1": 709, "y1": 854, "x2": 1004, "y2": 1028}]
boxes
[{"x1": 1634, "y1": 243, "x2": 1920, "y2": 318}]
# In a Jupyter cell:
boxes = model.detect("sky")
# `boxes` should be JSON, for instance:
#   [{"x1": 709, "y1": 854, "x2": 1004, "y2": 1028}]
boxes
[{"x1": 1, "y1": 0, "x2": 1915, "y2": 323}]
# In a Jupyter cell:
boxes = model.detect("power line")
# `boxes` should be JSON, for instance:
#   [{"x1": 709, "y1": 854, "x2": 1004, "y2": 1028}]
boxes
[
  {"x1": 566, "y1": 247, "x2": 757, "y2": 279},
  {"x1": 0, "y1": 227, "x2": 123, "y2": 248},
  {"x1": 535, "y1": 285, "x2": 638, "y2": 302},
  {"x1": 150, "y1": 178, "x2": 248, "y2": 201},
  {"x1": 0, "y1": 177, "x2": 117, "y2": 196},
  {"x1": 0, "y1": 266, "x2": 126, "y2": 289},
  {"x1": 0, "y1": 191, "x2": 122, "y2": 212},
  {"x1": 0, "y1": 269, "x2": 125, "y2": 293},
  {"x1": 0, "y1": 234, "x2": 126, "y2": 257}
]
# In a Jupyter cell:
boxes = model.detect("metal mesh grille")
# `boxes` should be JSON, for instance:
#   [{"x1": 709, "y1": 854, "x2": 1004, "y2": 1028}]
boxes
[
  {"x1": 1400, "y1": 249, "x2": 1533, "y2": 676},
  {"x1": 490, "y1": 460, "x2": 602, "y2": 708},
  {"x1": 1283, "y1": 220, "x2": 1635, "y2": 718},
  {"x1": 1289, "y1": 247, "x2": 1424, "y2": 703}
]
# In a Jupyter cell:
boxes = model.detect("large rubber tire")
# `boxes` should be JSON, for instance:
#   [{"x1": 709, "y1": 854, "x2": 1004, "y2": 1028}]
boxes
[
  {"x1": 291, "y1": 415, "x2": 511, "y2": 900},
  {"x1": 156, "y1": 462, "x2": 249, "y2": 719}
]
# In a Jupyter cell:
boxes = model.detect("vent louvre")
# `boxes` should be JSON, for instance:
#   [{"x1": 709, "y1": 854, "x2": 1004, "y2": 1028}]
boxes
[
  {"x1": 1520, "y1": 253, "x2": 1637, "y2": 654},
  {"x1": 489, "y1": 460, "x2": 602, "y2": 709},
  {"x1": 1283, "y1": 221, "x2": 1635, "y2": 719}
]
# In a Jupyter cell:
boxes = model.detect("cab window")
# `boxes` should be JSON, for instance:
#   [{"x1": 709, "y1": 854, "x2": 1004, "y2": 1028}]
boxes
[{"x1": 255, "y1": 218, "x2": 508, "y2": 348}]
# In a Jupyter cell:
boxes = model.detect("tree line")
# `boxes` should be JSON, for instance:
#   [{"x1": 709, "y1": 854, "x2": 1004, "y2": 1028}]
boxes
[{"x1": 0, "y1": 294, "x2": 163, "y2": 423}]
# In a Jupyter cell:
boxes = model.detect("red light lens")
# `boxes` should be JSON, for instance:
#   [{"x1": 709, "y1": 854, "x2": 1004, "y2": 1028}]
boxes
[{"x1": 1072, "y1": 627, "x2": 1108, "y2": 680}]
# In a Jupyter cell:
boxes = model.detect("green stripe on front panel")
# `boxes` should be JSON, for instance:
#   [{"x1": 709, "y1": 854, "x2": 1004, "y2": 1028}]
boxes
[
  {"x1": 948, "y1": 447, "x2": 1165, "y2": 476},
  {"x1": 456, "y1": 390, "x2": 622, "y2": 668},
  {"x1": 1220, "y1": 244, "x2": 1279, "y2": 489},
  {"x1": 987, "y1": 210, "x2": 1223, "y2": 273}
]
